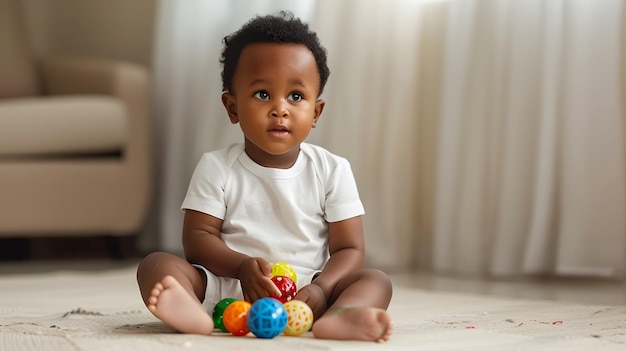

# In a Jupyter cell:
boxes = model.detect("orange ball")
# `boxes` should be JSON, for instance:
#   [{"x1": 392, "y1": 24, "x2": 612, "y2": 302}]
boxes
[{"x1": 222, "y1": 301, "x2": 251, "y2": 336}]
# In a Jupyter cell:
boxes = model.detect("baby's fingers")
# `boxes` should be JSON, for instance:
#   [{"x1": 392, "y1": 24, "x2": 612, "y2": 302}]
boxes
[
  {"x1": 247, "y1": 286, "x2": 264, "y2": 302},
  {"x1": 257, "y1": 258, "x2": 273, "y2": 277},
  {"x1": 263, "y1": 277, "x2": 282, "y2": 298},
  {"x1": 243, "y1": 282, "x2": 273, "y2": 302}
]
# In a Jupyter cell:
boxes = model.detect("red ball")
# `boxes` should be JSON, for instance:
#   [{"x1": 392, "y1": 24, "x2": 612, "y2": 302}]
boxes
[{"x1": 271, "y1": 275, "x2": 297, "y2": 303}]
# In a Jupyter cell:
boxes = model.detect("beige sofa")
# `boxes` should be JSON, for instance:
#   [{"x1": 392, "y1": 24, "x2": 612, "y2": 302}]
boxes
[{"x1": 0, "y1": 0, "x2": 152, "y2": 245}]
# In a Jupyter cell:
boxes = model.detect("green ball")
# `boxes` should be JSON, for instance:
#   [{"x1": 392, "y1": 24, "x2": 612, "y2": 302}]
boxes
[{"x1": 213, "y1": 298, "x2": 238, "y2": 332}]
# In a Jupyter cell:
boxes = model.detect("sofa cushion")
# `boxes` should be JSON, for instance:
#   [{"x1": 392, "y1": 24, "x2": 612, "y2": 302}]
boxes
[{"x1": 0, "y1": 96, "x2": 127, "y2": 157}]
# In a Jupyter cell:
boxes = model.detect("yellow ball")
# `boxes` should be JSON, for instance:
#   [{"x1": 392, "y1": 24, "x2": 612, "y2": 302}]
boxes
[
  {"x1": 271, "y1": 262, "x2": 297, "y2": 284},
  {"x1": 283, "y1": 300, "x2": 313, "y2": 336}
]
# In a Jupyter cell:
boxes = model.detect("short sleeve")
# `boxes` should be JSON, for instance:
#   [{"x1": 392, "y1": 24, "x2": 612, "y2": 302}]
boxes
[
  {"x1": 323, "y1": 159, "x2": 365, "y2": 222},
  {"x1": 180, "y1": 152, "x2": 228, "y2": 219}
]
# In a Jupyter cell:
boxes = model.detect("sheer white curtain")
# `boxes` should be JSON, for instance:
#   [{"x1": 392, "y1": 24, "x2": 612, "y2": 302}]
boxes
[
  {"x1": 433, "y1": 0, "x2": 626, "y2": 278},
  {"x1": 152, "y1": 0, "x2": 626, "y2": 278}
]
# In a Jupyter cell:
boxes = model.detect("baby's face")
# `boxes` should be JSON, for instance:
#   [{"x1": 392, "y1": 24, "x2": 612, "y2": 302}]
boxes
[{"x1": 223, "y1": 43, "x2": 324, "y2": 168}]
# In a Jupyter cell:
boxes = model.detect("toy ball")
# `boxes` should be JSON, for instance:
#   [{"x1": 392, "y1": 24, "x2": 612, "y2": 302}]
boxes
[
  {"x1": 246, "y1": 297, "x2": 288, "y2": 339},
  {"x1": 212, "y1": 297, "x2": 238, "y2": 332},
  {"x1": 271, "y1": 262, "x2": 297, "y2": 284},
  {"x1": 283, "y1": 300, "x2": 314, "y2": 336},
  {"x1": 222, "y1": 300, "x2": 251, "y2": 336},
  {"x1": 271, "y1": 275, "x2": 297, "y2": 303}
]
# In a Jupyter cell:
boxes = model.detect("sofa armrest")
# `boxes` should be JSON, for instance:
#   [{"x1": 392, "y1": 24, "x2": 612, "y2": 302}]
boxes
[{"x1": 38, "y1": 56, "x2": 152, "y2": 168}]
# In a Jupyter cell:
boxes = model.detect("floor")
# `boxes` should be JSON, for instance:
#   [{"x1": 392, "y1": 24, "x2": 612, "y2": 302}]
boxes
[
  {"x1": 1, "y1": 258, "x2": 624, "y2": 306},
  {"x1": 5, "y1": 262, "x2": 626, "y2": 351},
  {"x1": 392, "y1": 272, "x2": 626, "y2": 306}
]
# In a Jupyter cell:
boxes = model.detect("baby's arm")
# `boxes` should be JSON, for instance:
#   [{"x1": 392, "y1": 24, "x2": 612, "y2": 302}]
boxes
[
  {"x1": 182, "y1": 209, "x2": 280, "y2": 301},
  {"x1": 295, "y1": 216, "x2": 365, "y2": 318}
]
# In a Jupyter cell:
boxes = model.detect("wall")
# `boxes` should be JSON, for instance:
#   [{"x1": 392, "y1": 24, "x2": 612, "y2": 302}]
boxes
[{"x1": 22, "y1": 0, "x2": 157, "y2": 68}]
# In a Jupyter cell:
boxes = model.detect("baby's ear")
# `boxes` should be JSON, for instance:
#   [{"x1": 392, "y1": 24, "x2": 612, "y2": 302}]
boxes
[
  {"x1": 312, "y1": 99, "x2": 325, "y2": 128},
  {"x1": 222, "y1": 92, "x2": 238, "y2": 123}
]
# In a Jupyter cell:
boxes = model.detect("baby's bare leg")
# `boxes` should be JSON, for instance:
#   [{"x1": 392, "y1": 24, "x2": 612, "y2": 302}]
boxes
[
  {"x1": 312, "y1": 269, "x2": 393, "y2": 342},
  {"x1": 136, "y1": 252, "x2": 213, "y2": 335}
]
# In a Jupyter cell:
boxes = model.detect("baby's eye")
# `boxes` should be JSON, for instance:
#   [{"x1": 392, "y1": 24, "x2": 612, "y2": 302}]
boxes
[
  {"x1": 288, "y1": 92, "x2": 303, "y2": 102},
  {"x1": 254, "y1": 91, "x2": 270, "y2": 100}
]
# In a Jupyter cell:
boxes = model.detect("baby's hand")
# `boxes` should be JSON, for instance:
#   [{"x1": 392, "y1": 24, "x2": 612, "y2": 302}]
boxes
[
  {"x1": 237, "y1": 257, "x2": 281, "y2": 302},
  {"x1": 294, "y1": 283, "x2": 327, "y2": 320}
]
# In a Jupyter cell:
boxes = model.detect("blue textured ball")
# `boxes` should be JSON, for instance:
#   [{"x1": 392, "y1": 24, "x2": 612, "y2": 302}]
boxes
[{"x1": 247, "y1": 297, "x2": 288, "y2": 339}]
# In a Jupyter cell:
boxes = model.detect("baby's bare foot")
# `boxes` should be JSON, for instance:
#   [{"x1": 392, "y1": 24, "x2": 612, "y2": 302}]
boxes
[
  {"x1": 148, "y1": 275, "x2": 213, "y2": 335},
  {"x1": 312, "y1": 307, "x2": 393, "y2": 342}
]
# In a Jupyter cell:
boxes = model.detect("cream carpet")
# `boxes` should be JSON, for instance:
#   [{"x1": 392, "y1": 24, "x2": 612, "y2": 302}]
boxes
[{"x1": 1, "y1": 262, "x2": 625, "y2": 351}]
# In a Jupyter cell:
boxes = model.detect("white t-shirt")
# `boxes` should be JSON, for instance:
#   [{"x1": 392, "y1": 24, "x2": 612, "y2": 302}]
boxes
[{"x1": 181, "y1": 142, "x2": 365, "y2": 286}]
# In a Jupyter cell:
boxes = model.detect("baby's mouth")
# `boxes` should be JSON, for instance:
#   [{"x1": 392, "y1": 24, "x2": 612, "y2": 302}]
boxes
[{"x1": 269, "y1": 125, "x2": 290, "y2": 137}]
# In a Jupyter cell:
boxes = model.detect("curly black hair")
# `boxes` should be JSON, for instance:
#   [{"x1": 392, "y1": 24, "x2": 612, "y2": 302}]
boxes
[{"x1": 220, "y1": 11, "x2": 330, "y2": 96}]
